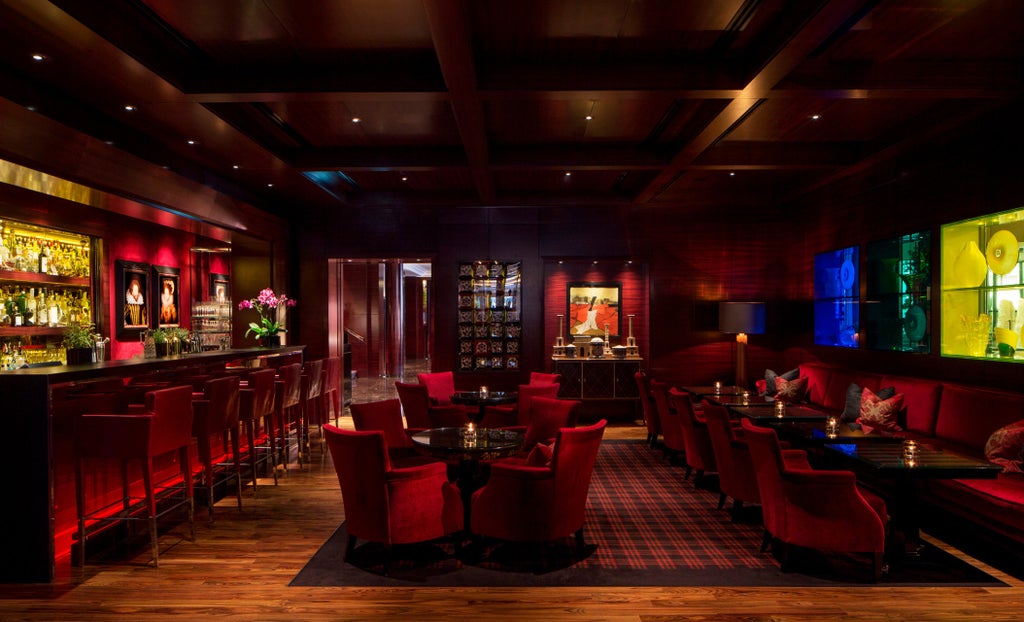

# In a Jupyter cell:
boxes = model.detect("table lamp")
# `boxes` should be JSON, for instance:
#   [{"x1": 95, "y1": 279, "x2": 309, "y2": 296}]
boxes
[{"x1": 719, "y1": 302, "x2": 766, "y2": 389}]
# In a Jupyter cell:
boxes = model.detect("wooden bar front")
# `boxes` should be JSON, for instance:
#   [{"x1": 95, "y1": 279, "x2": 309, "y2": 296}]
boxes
[{"x1": 1, "y1": 346, "x2": 305, "y2": 583}]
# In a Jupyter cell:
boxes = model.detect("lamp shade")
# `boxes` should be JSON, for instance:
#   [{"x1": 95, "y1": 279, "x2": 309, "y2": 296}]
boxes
[{"x1": 719, "y1": 302, "x2": 766, "y2": 335}]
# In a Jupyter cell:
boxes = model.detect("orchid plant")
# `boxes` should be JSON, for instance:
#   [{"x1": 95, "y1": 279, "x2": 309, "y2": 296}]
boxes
[{"x1": 238, "y1": 288, "x2": 297, "y2": 340}]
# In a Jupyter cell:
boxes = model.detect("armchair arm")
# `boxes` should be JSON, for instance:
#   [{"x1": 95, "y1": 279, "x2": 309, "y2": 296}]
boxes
[
  {"x1": 387, "y1": 460, "x2": 448, "y2": 482},
  {"x1": 781, "y1": 448, "x2": 812, "y2": 470},
  {"x1": 782, "y1": 468, "x2": 857, "y2": 487},
  {"x1": 488, "y1": 461, "x2": 554, "y2": 481}
]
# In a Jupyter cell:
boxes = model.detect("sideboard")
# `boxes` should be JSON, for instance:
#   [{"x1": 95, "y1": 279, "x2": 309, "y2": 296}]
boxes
[{"x1": 552, "y1": 357, "x2": 642, "y2": 420}]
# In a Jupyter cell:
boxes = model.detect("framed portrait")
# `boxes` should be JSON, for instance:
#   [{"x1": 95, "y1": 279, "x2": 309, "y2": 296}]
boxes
[
  {"x1": 152, "y1": 265, "x2": 181, "y2": 328},
  {"x1": 210, "y1": 273, "x2": 230, "y2": 302},
  {"x1": 567, "y1": 282, "x2": 622, "y2": 337},
  {"x1": 116, "y1": 259, "x2": 150, "y2": 340}
]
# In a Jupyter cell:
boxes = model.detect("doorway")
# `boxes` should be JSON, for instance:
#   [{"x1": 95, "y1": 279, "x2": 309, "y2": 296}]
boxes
[{"x1": 328, "y1": 258, "x2": 432, "y2": 381}]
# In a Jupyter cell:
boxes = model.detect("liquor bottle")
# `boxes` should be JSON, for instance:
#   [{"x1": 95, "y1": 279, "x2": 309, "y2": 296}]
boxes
[
  {"x1": 36, "y1": 289, "x2": 48, "y2": 327},
  {"x1": 79, "y1": 290, "x2": 90, "y2": 321},
  {"x1": 38, "y1": 241, "x2": 51, "y2": 274},
  {"x1": 25, "y1": 288, "x2": 37, "y2": 326},
  {"x1": 48, "y1": 292, "x2": 61, "y2": 328}
]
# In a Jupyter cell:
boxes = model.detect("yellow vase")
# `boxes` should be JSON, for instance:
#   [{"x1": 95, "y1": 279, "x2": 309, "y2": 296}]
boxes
[
  {"x1": 953, "y1": 240, "x2": 988, "y2": 288},
  {"x1": 986, "y1": 230, "x2": 1019, "y2": 275}
]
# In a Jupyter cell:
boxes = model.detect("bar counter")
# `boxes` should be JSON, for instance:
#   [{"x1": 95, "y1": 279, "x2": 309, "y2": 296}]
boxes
[{"x1": 0, "y1": 345, "x2": 306, "y2": 582}]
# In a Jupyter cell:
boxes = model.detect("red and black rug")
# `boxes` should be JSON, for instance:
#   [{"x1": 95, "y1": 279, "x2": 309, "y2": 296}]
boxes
[{"x1": 292, "y1": 440, "x2": 1006, "y2": 587}]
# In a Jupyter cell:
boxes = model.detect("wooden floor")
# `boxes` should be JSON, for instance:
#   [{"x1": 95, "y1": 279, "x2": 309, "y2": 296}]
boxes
[{"x1": 3, "y1": 369, "x2": 1023, "y2": 620}]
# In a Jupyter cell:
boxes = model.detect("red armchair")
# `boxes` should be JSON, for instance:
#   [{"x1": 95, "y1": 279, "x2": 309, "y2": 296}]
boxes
[
  {"x1": 323, "y1": 425, "x2": 457, "y2": 571},
  {"x1": 395, "y1": 381, "x2": 466, "y2": 429},
  {"x1": 741, "y1": 419, "x2": 887, "y2": 579},
  {"x1": 668, "y1": 388, "x2": 717, "y2": 483},
  {"x1": 522, "y1": 396, "x2": 581, "y2": 451},
  {"x1": 702, "y1": 402, "x2": 760, "y2": 516},
  {"x1": 350, "y1": 398, "x2": 423, "y2": 464},
  {"x1": 528, "y1": 371, "x2": 561, "y2": 385},
  {"x1": 416, "y1": 371, "x2": 456, "y2": 405},
  {"x1": 650, "y1": 380, "x2": 684, "y2": 462},
  {"x1": 634, "y1": 371, "x2": 660, "y2": 448},
  {"x1": 469, "y1": 419, "x2": 607, "y2": 551},
  {"x1": 481, "y1": 382, "x2": 560, "y2": 428}
]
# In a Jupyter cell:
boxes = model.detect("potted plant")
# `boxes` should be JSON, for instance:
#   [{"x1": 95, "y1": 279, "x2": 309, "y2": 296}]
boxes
[
  {"x1": 62, "y1": 321, "x2": 96, "y2": 365},
  {"x1": 152, "y1": 327, "x2": 168, "y2": 357},
  {"x1": 238, "y1": 288, "x2": 296, "y2": 347}
]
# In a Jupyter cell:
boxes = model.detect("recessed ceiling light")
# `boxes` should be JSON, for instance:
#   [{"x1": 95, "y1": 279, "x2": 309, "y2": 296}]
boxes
[
  {"x1": 729, "y1": 172, "x2": 736, "y2": 177},
  {"x1": 592, "y1": 260, "x2": 598, "y2": 265},
  {"x1": 267, "y1": 183, "x2": 274, "y2": 187},
  {"x1": 351, "y1": 117, "x2": 361, "y2": 123},
  {"x1": 187, "y1": 139, "x2": 197, "y2": 145},
  {"x1": 585, "y1": 115, "x2": 593, "y2": 121},
  {"x1": 810, "y1": 114, "x2": 821, "y2": 120},
  {"x1": 124, "y1": 105, "x2": 136, "y2": 112},
  {"x1": 104, "y1": 140, "x2": 114, "y2": 146},
  {"x1": 401, "y1": 176, "x2": 408, "y2": 182},
  {"x1": 26, "y1": 105, "x2": 37, "y2": 112},
  {"x1": 232, "y1": 164, "x2": 240, "y2": 169},
  {"x1": 564, "y1": 171, "x2": 572, "y2": 177},
  {"x1": 31, "y1": 53, "x2": 46, "y2": 62}
]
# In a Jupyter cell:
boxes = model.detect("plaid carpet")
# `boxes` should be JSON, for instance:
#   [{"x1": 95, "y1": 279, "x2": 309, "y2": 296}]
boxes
[{"x1": 292, "y1": 440, "x2": 1005, "y2": 587}]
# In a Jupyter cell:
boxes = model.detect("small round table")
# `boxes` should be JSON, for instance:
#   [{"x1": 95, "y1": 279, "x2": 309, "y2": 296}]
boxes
[
  {"x1": 450, "y1": 390, "x2": 517, "y2": 423},
  {"x1": 410, "y1": 427, "x2": 523, "y2": 538}
]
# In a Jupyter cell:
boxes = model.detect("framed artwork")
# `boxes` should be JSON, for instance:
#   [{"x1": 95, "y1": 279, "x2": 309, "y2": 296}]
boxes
[
  {"x1": 568, "y1": 282, "x2": 621, "y2": 337},
  {"x1": 116, "y1": 259, "x2": 150, "y2": 340},
  {"x1": 210, "y1": 273, "x2": 230, "y2": 302},
  {"x1": 152, "y1": 265, "x2": 181, "y2": 328}
]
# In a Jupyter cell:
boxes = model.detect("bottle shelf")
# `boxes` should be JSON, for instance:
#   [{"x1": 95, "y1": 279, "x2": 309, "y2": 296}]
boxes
[
  {"x1": 0, "y1": 269, "x2": 90, "y2": 288},
  {"x1": 0, "y1": 326, "x2": 65, "y2": 337}
]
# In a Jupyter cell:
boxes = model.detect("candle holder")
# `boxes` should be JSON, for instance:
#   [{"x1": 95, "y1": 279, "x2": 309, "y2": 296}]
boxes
[
  {"x1": 826, "y1": 416, "x2": 839, "y2": 439},
  {"x1": 464, "y1": 422, "x2": 477, "y2": 446},
  {"x1": 902, "y1": 439, "x2": 918, "y2": 464},
  {"x1": 775, "y1": 400, "x2": 786, "y2": 418},
  {"x1": 714, "y1": 381, "x2": 722, "y2": 395},
  {"x1": 742, "y1": 390, "x2": 750, "y2": 406},
  {"x1": 479, "y1": 385, "x2": 489, "y2": 399}
]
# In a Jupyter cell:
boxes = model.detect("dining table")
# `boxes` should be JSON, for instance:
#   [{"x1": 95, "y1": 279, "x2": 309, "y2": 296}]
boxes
[
  {"x1": 679, "y1": 385, "x2": 747, "y2": 399},
  {"x1": 450, "y1": 390, "x2": 518, "y2": 423},
  {"x1": 728, "y1": 403, "x2": 830, "y2": 425},
  {"x1": 823, "y1": 440, "x2": 1001, "y2": 562},
  {"x1": 410, "y1": 426, "x2": 524, "y2": 543}
]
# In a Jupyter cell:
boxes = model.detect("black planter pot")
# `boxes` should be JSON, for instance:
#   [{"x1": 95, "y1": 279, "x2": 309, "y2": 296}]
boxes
[
  {"x1": 65, "y1": 347, "x2": 93, "y2": 365},
  {"x1": 260, "y1": 334, "x2": 282, "y2": 348},
  {"x1": 155, "y1": 342, "x2": 168, "y2": 357}
]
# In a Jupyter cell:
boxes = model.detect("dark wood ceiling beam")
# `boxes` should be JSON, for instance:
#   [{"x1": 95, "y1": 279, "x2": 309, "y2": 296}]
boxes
[
  {"x1": 477, "y1": 62, "x2": 748, "y2": 92},
  {"x1": 782, "y1": 60, "x2": 1024, "y2": 94},
  {"x1": 291, "y1": 147, "x2": 468, "y2": 171},
  {"x1": 422, "y1": 0, "x2": 494, "y2": 204},
  {"x1": 634, "y1": 0, "x2": 880, "y2": 204},
  {"x1": 696, "y1": 141, "x2": 868, "y2": 167}
]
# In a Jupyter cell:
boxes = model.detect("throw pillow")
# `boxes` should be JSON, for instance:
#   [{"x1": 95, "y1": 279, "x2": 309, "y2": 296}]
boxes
[
  {"x1": 774, "y1": 376, "x2": 808, "y2": 403},
  {"x1": 856, "y1": 387, "x2": 904, "y2": 433},
  {"x1": 842, "y1": 384, "x2": 896, "y2": 422},
  {"x1": 526, "y1": 442, "x2": 554, "y2": 467},
  {"x1": 984, "y1": 421, "x2": 1024, "y2": 474},
  {"x1": 765, "y1": 368, "x2": 799, "y2": 395}
]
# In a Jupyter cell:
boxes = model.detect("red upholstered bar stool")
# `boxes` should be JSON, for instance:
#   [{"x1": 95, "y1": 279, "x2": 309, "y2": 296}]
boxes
[
  {"x1": 75, "y1": 384, "x2": 196, "y2": 568},
  {"x1": 298, "y1": 358, "x2": 324, "y2": 463},
  {"x1": 191, "y1": 376, "x2": 243, "y2": 522},
  {"x1": 238, "y1": 367, "x2": 279, "y2": 492},
  {"x1": 273, "y1": 362, "x2": 303, "y2": 474},
  {"x1": 321, "y1": 356, "x2": 343, "y2": 425}
]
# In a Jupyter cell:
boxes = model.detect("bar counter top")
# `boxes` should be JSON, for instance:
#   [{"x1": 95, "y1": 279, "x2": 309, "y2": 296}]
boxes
[{"x1": 0, "y1": 344, "x2": 306, "y2": 583}]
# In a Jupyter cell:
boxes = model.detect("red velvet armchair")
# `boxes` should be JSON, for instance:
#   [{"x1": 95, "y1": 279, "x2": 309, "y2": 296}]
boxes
[
  {"x1": 522, "y1": 396, "x2": 580, "y2": 451},
  {"x1": 634, "y1": 371, "x2": 660, "y2": 448},
  {"x1": 702, "y1": 402, "x2": 760, "y2": 516},
  {"x1": 395, "y1": 381, "x2": 466, "y2": 429},
  {"x1": 650, "y1": 380, "x2": 684, "y2": 462},
  {"x1": 416, "y1": 371, "x2": 457, "y2": 405},
  {"x1": 528, "y1": 371, "x2": 561, "y2": 385},
  {"x1": 668, "y1": 388, "x2": 717, "y2": 483},
  {"x1": 350, "y1": 398, "x2": 423, "y2": 464},
  {"x1": 323, "y1": 425, "x2": 458, "y2": 571},
  {"x1": 468, "y1": 419, "x2": 607, "y2": 551},
  {"x1": 481, "y1": 382, "x2": 561, "y2": 428},
  {"x1": 741, "y1": 419, "x2": 887, "y2": 579}
]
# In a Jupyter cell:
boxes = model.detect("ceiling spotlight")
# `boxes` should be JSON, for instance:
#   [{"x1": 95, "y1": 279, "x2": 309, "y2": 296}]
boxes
[
  {"x1": 31, "y1": 53, "x2": 46, "y2": 62},
  {"x1": 585, "y1": 115, "x2": 593, "y2": 121},
  {"x1": 564, "y1": 171, "x2": 572, "y2": 177},
  {"x1": 123, "y1": 105, "x2": 136, "y2": 112},
  {"x1": 232, "y1": 165, "x2": 240, "y2": 169},
  {"x1": 187, "y1": 139, "x2": 197, "y2": 145},
  {"x1": 267, "y1": 183, "x2": 274, "y2": 187},
  {"x1": 729, "y1": 172, "x2": 736, "y2": 177},
  {"x1": 104, "y1": 140, "x2": 114, "y2": 146},
  {"x1": 26, "y1": 105, "x2": 37, "y2": 112},
  {"x1": 351, "y1": 117, "x2": 361, "y2": 123},
  {"x1": 810, "y1": 114, "x2": 821, "y2": 120},
  {"x1": 401, "y1": 176, "x2": 408, "y2": 182}
]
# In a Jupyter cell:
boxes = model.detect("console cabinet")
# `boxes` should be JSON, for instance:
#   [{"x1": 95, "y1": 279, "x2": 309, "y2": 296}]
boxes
[{"x1": 553, "y1": 358, "x2": 641, "y2": 419}]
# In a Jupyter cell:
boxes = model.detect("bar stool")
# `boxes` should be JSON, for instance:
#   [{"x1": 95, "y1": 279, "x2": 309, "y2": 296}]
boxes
[
  {"x1": 191, "y1": 375, "x2": 242, "y2": 522},
  {"x1": 299, "y1": 358, "x2": 324, "y2": 462},
  {"x1": 238, "y1": 367, "x2": 279, "y2": 492},
  {"x1": 273, "y1": 362, "x2": 303, "y2": 473},
  {"x1": 321, "y1": 356, "x2": 342, "y2": 425},
  {"x1": 75, "y1": 384, "x2": 195, "y2": 567}
]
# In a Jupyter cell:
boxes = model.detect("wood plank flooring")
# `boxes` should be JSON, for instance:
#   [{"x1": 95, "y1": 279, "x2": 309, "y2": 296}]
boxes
[{"x1": 3, "y1": 367, "x2": 1022, "y2": 620}]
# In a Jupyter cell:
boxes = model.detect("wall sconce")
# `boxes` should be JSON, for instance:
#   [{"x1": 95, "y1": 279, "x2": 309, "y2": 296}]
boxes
[{"x1": 719, "y1": 302, "x2": 766, "y2": 389}]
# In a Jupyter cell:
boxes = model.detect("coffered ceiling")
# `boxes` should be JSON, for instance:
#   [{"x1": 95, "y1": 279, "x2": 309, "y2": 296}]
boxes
[{"x1": 0, "y1": 0, "x2": 1020, "y2": 217}]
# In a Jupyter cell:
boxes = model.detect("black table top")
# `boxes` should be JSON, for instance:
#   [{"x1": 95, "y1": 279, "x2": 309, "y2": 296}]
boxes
[
  {"x1": 730, "y1": 404, "x2": 829, "y2": 424},
  {"x1": 450, "y1": 391, "x2": 518, "y2": 406},
  {"x1": 410, "y1": 427, "x2": 523, "y2": 462},
  {"x1": 824, "y1": 441, "x2": 1002, "y2": 480},
  {"x1": 706, "y1": 393, "x2": 774, "y2": 407},
  {"x1": 679, "y1": 385, "x2": 747, "y2": 398}
]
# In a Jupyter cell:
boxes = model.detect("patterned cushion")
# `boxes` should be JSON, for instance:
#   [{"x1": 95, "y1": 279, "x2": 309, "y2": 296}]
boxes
[
  {"x1": 843, "y1": 384, "x2": 896, "y2": 422},
  {"x1": 857, "y1": 387, "x2": 904, "y2": 433},
  {"x1": 765, "y1": 368, "x2": 799, "y2": 395},
  {"x1": 984, "y1": 421, "x2": 1024, "y2": 474},
  {"x1": 775, "y1": 376, "x2": 808, "y2": 403},
  {"x1": 526, "y1": 442, "x2": 554, "y2": 467}
]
